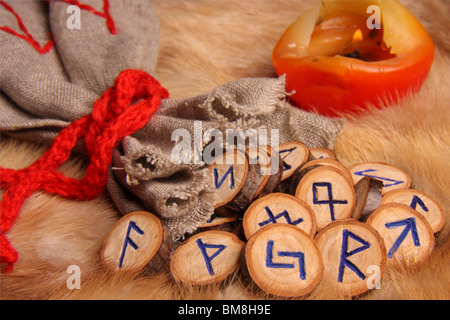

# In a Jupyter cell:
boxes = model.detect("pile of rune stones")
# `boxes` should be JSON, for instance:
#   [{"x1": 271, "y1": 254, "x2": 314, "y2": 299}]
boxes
[{"x1": 101, "y1": 141, "x2": 445, "y2": 298}]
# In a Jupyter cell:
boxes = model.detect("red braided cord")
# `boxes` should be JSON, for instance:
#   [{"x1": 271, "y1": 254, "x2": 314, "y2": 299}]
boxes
[{"x1": 0, "y1": 69, "x2": 168, "y2": 272}]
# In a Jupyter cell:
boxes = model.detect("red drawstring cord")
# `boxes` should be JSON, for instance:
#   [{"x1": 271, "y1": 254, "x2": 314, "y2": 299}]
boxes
[{"x1": 0, "y1": 69, "x2": 168, "y2": 272}]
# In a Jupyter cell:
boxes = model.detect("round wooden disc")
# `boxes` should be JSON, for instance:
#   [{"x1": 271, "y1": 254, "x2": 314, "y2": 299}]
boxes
[
  {"x1": 259, "y1": 147, "x2": 284, "y2": 198},
  {"x1": 352, "y1": 176, "x2": 383, "y2": 221},
  {"x1": 243, "y1": 193, "x2": 317, "y2": 239},
  {"x1": 366, "y1": 203, "x2": 435, "y2": 264},
  {"x1": 208, "y1": 150, "x2": 249, "y2": 208},
  {"x1": 309, "y1": 148, "x2": 336, "y2": 160},
  {"x1": 352, "y1": 176, "x2": 371, "y2": 221},
  {"x1": 198, "y1": 214, "x2": 238, "y2": 228},
  {"x1": 246, "y1": 146, "x2": 272, "y2": 199},
  {"x1": 245, "y1": 224, "x2": 323, "y2": 297},
  {"x1": 278, "y1": 141, "x2": 310, "y2": 181},
  {"x1": 348, "y1": 162, "x2": 412, "y2": 195},
  {"x1": 295, "y1": 166, "x2": 356, "y2": 231},
  {"x1": 170, "y1": 230, "x2": 244, "y2": 285},
  {"x1": 314, "y1": 219, "x2": 386, "y2": 297},
  {"x1": 301, "y1": 158, "x2": 353, "y2": 185},
  {"x1": 381, "y1": 188, "x2": 445, "y2": 233},
  {"x1": 101, "y1": 211, "x2": 163, "y2": 273}
]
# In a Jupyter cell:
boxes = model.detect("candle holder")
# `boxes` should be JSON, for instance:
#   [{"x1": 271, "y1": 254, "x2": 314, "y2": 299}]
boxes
[{"x1": 272, "y1": 0, "x2": 435, "y2": 117}]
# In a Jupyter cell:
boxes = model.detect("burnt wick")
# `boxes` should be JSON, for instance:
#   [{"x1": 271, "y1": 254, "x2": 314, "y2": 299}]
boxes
[{"x1": 343, "y1": 49, "x2": 360, "y2": 59}]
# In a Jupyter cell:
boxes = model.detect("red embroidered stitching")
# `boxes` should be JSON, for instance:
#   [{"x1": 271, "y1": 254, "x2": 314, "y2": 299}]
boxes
[
  {"x1": 0, "y1": 0, "x2": 54, "y2": 54},
  {"x1": 60, "y1": 0, "x2": 116, "y2": 34},
  {"x1": 0, "y1": 0, "x2": 117, "y2": 54}
]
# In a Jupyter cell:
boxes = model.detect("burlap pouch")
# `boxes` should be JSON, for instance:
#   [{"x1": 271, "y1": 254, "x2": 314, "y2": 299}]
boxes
[
  {"x1": 0, "y1": 0, "x2": 344, "y2": 239},
  {"x1": 0, "y1": 0, "x2": 158, "y2": 140}
]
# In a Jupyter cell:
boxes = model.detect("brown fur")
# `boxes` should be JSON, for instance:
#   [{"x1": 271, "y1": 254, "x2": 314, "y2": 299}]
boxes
[{"x1": 1, "y1": 0, "x2": 449, "y2": 299}]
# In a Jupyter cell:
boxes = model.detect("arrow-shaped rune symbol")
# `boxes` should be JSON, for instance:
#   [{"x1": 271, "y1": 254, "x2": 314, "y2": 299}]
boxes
[
  {"x1": 353, "y1": 169, "x2": 404, "y2": 188},
  {"x1": 385, "y1": 218, "x2": 420, "y2": 258}
]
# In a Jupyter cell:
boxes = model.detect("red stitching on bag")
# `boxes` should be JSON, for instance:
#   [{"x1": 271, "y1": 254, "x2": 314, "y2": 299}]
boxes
[
  {"x1": 0, "y1": 0, "x2": 116, "y2": 54},
  {"x1": 60, "y1": 0, "x2": 116, "y2": 34},
  {"x1": 0, "y1": 1, "x2": 54, "y2": 54}
]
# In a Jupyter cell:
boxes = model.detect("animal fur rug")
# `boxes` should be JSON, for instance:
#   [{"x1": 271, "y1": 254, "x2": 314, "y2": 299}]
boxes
[{"x1": 1, "y1": 0, "x2": 449, "y2": 300}]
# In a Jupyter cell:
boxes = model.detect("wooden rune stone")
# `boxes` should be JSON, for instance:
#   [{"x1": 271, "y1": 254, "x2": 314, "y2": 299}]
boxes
[
  {"x1": 226, "y1": 149, "x2": 265, "y2": 211},
  {"x1": 315, "y1": 219, "x2": 386, "y2": 297},
  {"x1": 243, "y1": 224, "x2": 323, "y2": 297},
  {"x1": 302, "y1": 158, "x2": 353, "y2": 184},
  {"x1": 278, "y1": 141, "x2": 310, "y2": 181},
  {"x1": 101, "y1": 211, "x2": 165, "y2": 273},
  {"x1": 208, "y1": 150, "x2": 249, "y2": 209},
  {"x1": 170, "y1": 230, "x2": 244, "y2": 285},
  {"x1": 366, "y1": 203, "x2": 435, "y2": 265},
  {"x1": 352, "y1": 176, "x2": 383, "y2": 221},
  {"x1": 309, "y1": 148, "x2": 337, "y2": 160},
  {"x1": 349, "y1": 162, "x2": 412, "y2": 195},
  {"x1": 243, "y1": 193, "x2": 317, "y2": 239},
  {"x1": 381, "y1": 188, "x2": 445, "y2": 233},
  {"x1": 198, "y1": 214, "x2": 238, "y2": 229},
  {"x1": 246, "y1": 146, "x2": 272, "y2": 199},
  {"x1": 295, "y1": 166, "x2": 356, "y2": 231},
  {"x1": 286, "y1": 158, "x2": 353, "y2": 196},
  {"x1": 246, "y1": 146, "x2": 283, "y2": 200}
]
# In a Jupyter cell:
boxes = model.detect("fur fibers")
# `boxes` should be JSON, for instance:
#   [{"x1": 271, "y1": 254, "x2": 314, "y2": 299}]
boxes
[{"x1": 1, "y1": 0, "x2": 449, "y2": 299}]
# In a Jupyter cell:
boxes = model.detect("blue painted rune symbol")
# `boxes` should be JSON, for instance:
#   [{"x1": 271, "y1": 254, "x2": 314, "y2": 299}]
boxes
[
  {"x1": 385, "y1": 218, "x2": 420, "y2": 258},
  {"x1": 258, "y1": 206, "x2": 303, "y2": 227},
  {"x1": 265, "y1": 240, "x2": 306, "y2": 280},
  {"x1": 213, "y1": 166, "x2": 235, "y2": 190},
  {"x1": 279, "y1": 147, "x2": 297, "y2": 171},
  {"x1": 353, "y1": 169, "x2": 403, "y2": 188},
  {"x1": 312, "y1": 182, "x2": 348, "y2": 221},
  {"x1": 118, "y1": 221, "x2": 145, "y2": 268},
  {"x1": 410, "y1": 195, "x2": 428, "y2": 212},
  {"x1": 196, "y1": 238, "x2": 227, "y2": 276},
  {"x1": 338, "y1": 230, "x2": 370, "y2": 282}
]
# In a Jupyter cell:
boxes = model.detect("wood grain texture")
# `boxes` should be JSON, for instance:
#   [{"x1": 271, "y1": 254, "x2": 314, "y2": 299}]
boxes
[
  {"x1": 244, "y1": 224, "x2": 323, "y2": 297},
  {"x1": 295, "y1": 166, "x2": 356, "y2": 230},
  {"x1": 315, "y1": 219, "x2": 386, "y2": 297},
  {"x1": 309, "y1": 148, "x2": 337, "y2": 160},
  {"x1": 352, "y1": 176, "x2": 383, "y2": 221},
  {"x1": 208, "y1": 150, "x2": 248, "y2": 209},
  {"x1": 381, "y1": 188, "x2": 445, "y2": 233},
  {"x1": 278, "y1": 141, "x2": 310, "y2": 181},
  {"x1": 367, "y1": 203, "x2": 435, "y2": 265},
  {"x1": 101, "y1": 211, "x2": 164, "y2": 273},
  {"x1": 170, "y1": 230, "x2": 244, "y2": 285},
  {"x1": 348, "y1": 161, "x2": 412, "y2": 194}
]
